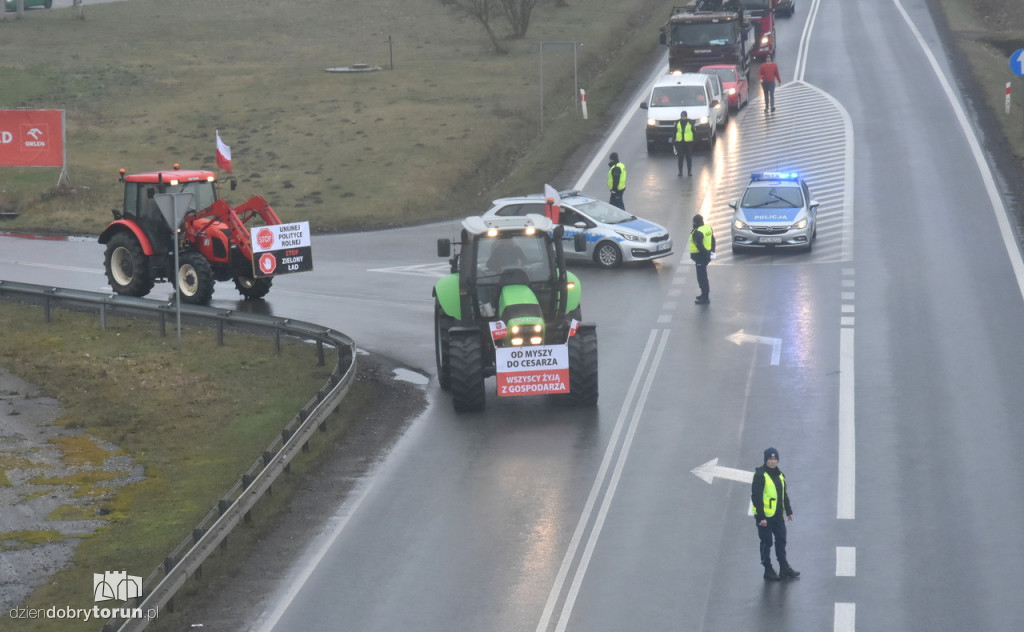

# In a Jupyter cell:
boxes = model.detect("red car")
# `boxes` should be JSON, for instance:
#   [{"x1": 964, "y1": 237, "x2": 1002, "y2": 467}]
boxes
[{"x1": 700, "y1": 64, "x2": 749, "y2": 111}]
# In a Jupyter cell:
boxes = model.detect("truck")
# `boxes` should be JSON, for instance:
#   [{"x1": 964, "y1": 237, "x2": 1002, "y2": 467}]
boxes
[
  {"x1": 740, "y1": 0, "x2": 776, "y2": 60},
  {"x1": 99, "y1": 166, "x2": 290, "y2": 305},
  {"x1": 433, "y1": 213, "x2": 598, "y2": 412},
  {"x1": 659, "y1": 3, "x2": 752, "y2": 75}
]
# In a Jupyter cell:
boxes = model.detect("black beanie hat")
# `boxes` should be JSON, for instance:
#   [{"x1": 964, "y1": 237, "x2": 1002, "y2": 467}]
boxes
[{"x1": 764, "y1": 447, "x2": 779, "y2": 462}]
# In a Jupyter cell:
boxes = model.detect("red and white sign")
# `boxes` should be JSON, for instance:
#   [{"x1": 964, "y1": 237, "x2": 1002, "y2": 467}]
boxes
[
  {"x1": 256, "y1": 227, "x2": 275, "y2": 250},
  {"x1": 0, "y1": 109, "x2": 64, "y2": 167},
  {"x1": 489, "y1": 320, "x2": 508, "y2": 341},
  {"x1": 495, "y1": 344, "x2": 570, "y2": 397},
  {"x1": 258, "y1": 253, "x2": 277, "y2": 275},
  {"x1": 251, "y1": 221, "x2": 314, "y2": 278}
]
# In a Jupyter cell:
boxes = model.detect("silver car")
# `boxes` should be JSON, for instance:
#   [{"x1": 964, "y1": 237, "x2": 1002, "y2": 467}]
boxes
[
  {"x1": 482, "y1": 192, "x2": 673, "y2": 268},
  {"x1": 730, "y1": 172, "x2": 818, "y2": 253}
]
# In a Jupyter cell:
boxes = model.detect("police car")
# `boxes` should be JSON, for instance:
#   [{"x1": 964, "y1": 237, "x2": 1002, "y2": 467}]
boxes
[
  {"x1": 482, "y1": 191, "x2": 673, "y2": 268},
  {"x1": 730, "y1": 172, "x2": 818, "y2": 253}
]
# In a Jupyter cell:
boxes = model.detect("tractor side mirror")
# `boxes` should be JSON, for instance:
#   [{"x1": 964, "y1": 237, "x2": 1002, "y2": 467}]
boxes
[
  {"x1": 574, "y1": 233, "x2": 587, "y2": 253},
  {"x1": 659, "y1": 30, "x2": 667, "y2": 46},
  {"x1": 437, "y1": 238, "x2": 451, "y2": 258},
  {"x1": 229, "y1": 177, "x2": 237, "y2": 191}
]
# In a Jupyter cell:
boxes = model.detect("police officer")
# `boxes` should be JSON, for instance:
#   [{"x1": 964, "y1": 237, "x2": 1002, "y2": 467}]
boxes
[
  {"x1": 674, "y1": 110, "x2": 695, "y2": 177},
  {"x1": 751, "y1": 447, "x2": 800, "y2": 581},
  {"x1": 607, "y1": 152, "x2": 626, "y2": 210},
  {"x1": 688, "y1": 214, "x2": 715, "y2": 304}
]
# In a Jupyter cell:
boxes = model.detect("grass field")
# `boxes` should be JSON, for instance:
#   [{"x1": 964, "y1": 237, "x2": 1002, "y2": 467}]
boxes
[
  {"x1": 0, "y1": 301, "x2": 355, "y2": 632},
  {"x1": 0, "y1": 0, "x2": 675, "y2": 235}
]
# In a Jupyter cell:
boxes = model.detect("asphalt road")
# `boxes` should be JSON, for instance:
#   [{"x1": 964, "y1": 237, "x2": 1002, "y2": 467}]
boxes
[{"x1": 4, "y1": 0, "x2": 1024, "y2": 629}]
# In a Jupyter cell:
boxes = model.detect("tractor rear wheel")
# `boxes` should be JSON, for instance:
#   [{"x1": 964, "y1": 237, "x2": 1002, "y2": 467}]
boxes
[
  {"x1": 434, "y1": 301, "x2": 454, "y2": 391},
  {"x1": 234, "y1": 275, "x2": 273, "y2": 300},
  {"x1": 104, "y1": 232, "x2": 155, "y2": 298},
  {"x1": 177, "y1": 251, "x2": 215, "y2": 305},
  {"x1": 448, "y1": 330, "x2": 486, "y2": 412},
  {"x1": 566, "y1": 326, "x2": 599, "y2": 406}
]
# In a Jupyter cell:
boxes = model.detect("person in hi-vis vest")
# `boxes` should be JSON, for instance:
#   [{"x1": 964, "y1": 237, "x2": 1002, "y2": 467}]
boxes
[
  {"x1": 674, "y1": 111, "x2": 695, "y2": 177},
  {"x1": 751, "y1": 447, "x2": 800, "y2": 581},
  {"x1": 607, "y1": 152, "x2": 627, "y2": 210}
]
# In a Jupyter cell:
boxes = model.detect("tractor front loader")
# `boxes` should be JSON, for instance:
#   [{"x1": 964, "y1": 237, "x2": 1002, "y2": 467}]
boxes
[{"x1": 99, "y1": 166, "x2": 284, "y2": 305}]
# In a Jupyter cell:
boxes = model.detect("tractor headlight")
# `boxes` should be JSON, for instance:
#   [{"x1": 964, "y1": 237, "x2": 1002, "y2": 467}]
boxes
[
  {"x1": 529, "y1": 336, "x2": 543, "y2": 345},
  {"x1": 511, "y1": 325, "x2": 521, "y2": 334},
  {"x1": 761, "y1": 35, "x2": 770, "y2": 45},
  {"x1": 511, "y1": 337, "x2": 524, "y2": 346}
]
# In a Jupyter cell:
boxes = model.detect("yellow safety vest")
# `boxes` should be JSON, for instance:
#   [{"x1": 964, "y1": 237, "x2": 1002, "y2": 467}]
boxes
[
  {"x1": 675, "y1": 120, "x2": 694, "y2": 142},
  {"x1": 607, "y1": 162, "x2": 627, "y2": 191},
  {"x1": 688, "y1": 224, "x2": 713, "y2": 253},
  {"x1": 762, "y1": 471, "x2": 786, "y2": 518}
]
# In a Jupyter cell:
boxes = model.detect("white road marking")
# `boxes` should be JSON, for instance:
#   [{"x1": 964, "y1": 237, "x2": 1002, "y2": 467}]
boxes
[
  {"x1": 535, "y1": 329, "x2": 670, "y2": 632},
  {"x1": 836, "y1": 546, "x2": 856, "y2": 577}
]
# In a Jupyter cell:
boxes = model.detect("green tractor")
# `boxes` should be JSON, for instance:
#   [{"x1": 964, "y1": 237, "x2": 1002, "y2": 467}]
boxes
[{"x1": 434, "y1": 214, "x2": 599, "y2": 412}]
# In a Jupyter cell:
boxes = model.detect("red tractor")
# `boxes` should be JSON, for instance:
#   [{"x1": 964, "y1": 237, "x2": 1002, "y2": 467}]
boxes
[{"x1": 98, "y1": 166, "x2": 284, "y2": 305}]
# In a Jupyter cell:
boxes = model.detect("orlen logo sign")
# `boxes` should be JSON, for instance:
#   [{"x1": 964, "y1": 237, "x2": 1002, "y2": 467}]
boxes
[
  {"x1": 0, "y1": 109, "x2": 64, "y2": 167},
  {"x1": 0, "y1": 126, "x2": 47, "y2": 148}
]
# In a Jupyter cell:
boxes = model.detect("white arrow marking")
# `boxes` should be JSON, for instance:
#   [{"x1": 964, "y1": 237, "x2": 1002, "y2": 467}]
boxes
[
  {"x1": 691, "y1": 458, "x2": 754, "y2": 485},
  {"x1": 725, "y1": 329, "x2": 782, "y2": 365},
  {"x1": 367, "y1": 263, "x2": 451, "y2": 277}
]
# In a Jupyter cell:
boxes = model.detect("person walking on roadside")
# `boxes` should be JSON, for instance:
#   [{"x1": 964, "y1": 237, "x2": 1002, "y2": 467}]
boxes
[
  {"x1": 688, "y1": 214, "x2": 715, "y2": 304},
  {"x1": 608, "y1": 152, "x2": 627, "y2": 210},
  {"x1": 751, "y1": 447, "x2": 800, "y2": 581},
  {"x1": 758, "y1": 54, "x2": 782, "y2": 112},
  {"x1": 674, "y1": 110, "x2": 696, "y2": 177}
]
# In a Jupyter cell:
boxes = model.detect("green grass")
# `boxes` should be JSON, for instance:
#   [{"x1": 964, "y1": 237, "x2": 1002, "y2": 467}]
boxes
[
  {"x1": 0, "y1": 0, "x2": 677, "y2": 235},
  {"x1": 0, "y1": 300, "x2": 361, "y2": 631},
  {"x1": 931, "y1": 0, "x2": 1024, "y2": 167}
]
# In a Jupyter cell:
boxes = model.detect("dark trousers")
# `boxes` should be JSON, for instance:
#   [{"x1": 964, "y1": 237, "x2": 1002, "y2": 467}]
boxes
[
  {"x1": 761, "y1": 81, "x2": 776, "y2": 110},
  {"x1": 757, "y1": 517, "x2": 788, "y2": 567},
  {"x1": 676, "y1": 141, "x2": 693, "y2": 175},
  {"x1": 694, "y1": 261, "x2": 709, "y2": 297},
  {"x1": 609, "y1": 189, "x2": 625, "y2": 210}
]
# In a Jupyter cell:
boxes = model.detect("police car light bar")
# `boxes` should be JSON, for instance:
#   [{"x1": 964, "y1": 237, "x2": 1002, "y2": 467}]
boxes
[{"x1": 752, "y1": 171, "x2": 799, "y2": 181}]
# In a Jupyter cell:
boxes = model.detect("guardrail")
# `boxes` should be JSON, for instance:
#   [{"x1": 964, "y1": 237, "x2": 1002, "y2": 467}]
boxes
[{"x1": 0, "y1": 281, "x2": 358, "y2": 632}]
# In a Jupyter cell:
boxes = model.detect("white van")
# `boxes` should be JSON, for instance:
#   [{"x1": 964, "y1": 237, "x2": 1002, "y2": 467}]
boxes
[{"x1": 640, "y1": 72, "x2": 722, "y2": 153}]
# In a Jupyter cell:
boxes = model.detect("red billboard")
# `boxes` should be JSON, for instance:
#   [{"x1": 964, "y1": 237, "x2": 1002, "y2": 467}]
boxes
[{"x1": 0, "y1": 109, "x2": 65, "y2": 167}]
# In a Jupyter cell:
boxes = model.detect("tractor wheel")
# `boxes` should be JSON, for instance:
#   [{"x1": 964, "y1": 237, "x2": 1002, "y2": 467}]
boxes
[
  {"x1": 448, "y1": 330, "x2": 486, "y2": 412},
  {"x1": 177, "y1": 251, "x2": 216, "y2": 305},
  {"x1": 566, "y1": 326, "x2": 599, "y2": 406},
  {"x1": 104, "y1": 232, "x2": 155, "y2": 298},
  {"x1": 434, "y1": 301, "x2": 454, "y2": 391},
  {"x1": 234, "y1": 275, "x2": 273, "y2": 300}
]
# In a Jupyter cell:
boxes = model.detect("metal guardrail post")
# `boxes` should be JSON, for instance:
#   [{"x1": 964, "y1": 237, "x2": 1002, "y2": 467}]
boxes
[{"x1": 0, "y1": 282, "x2": 359, "y2": 632}]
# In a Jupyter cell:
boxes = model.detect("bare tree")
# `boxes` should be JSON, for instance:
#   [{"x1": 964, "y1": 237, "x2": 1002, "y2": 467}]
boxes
[
  {"x1": 500, "y1": 0, "x2": 539, "y2": 38},
  {"x1": 445, "y1": 0, "x2": 508, "y2": 54}
]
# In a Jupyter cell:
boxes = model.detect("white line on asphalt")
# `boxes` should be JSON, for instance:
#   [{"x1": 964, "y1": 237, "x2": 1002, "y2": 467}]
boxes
[
  {"x1": 838, "y1": 325, "x2": 856, "y2": 520},
  {"x1": 835, "y1": 603, "x2": 856, "y2": 631},
  {"x1": 836, "y1": 546, "x2": 856, "y2": 577},
  {"x1": 535, "y1": 328, "x2": 670, "y2": 632},
  {"x1": 891, "y1": 0, "x2": 1024, "y2": 299}
]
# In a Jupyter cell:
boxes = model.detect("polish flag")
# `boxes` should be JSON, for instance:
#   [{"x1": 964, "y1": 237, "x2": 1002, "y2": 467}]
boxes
[{"x1": 216, "y1": 130, "x2": 232, "y2": 173}]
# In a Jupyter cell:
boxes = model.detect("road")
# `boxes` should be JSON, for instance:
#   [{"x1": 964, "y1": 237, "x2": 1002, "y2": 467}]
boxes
[{"x1": 4, "y1": 0, "x2": 1024, "y2": 629}]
